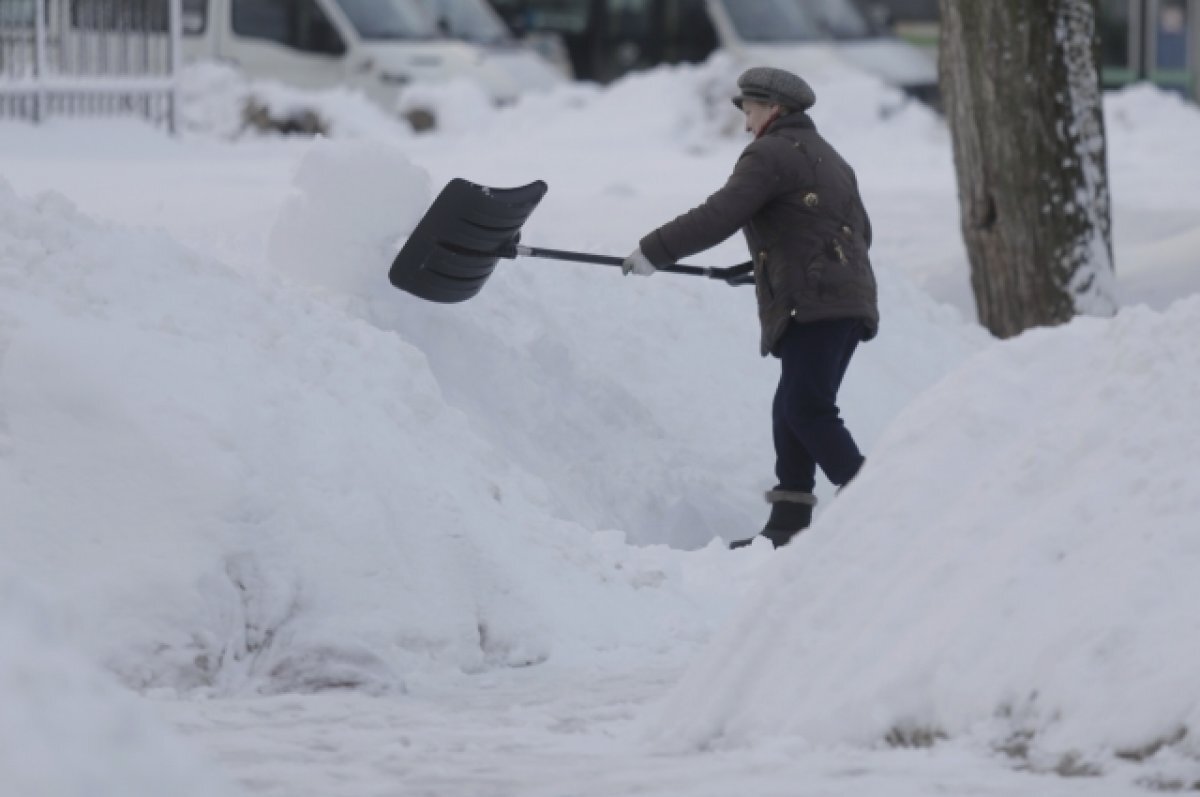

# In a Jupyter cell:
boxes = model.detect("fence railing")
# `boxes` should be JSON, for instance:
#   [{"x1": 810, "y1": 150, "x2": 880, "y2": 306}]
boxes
[{"x1": 0, "y1": 0, "x2": 181, "y2": 130}]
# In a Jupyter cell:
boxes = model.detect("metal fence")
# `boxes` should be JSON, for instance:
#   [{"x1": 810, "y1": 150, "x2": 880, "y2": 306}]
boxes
[{"x1": 0, "y1": 0, "x2": 181, "y2": 130}]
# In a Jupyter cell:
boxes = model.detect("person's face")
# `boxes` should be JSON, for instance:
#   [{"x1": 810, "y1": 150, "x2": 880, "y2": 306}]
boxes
[{"x1": 743, "y1": 99, "x2": 780, "y2": 136}]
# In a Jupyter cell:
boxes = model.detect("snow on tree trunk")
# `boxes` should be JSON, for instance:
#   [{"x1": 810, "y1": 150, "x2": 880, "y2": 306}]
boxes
[{"x1": 938, "y1": 0, "x2": 1117, "y2": 338}]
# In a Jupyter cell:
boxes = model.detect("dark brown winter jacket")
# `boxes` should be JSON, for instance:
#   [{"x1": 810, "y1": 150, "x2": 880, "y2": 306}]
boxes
[{"x1": 639, "y1": 112, "x2": 879, "y2": 356}]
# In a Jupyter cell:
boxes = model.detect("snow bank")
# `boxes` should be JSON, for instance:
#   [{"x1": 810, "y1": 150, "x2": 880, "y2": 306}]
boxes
[
  {"x1": 178, "y1": 62, "x2": 413, "y2": 140},
  {"x1": 0, "y1": 176, "x2": 732, "y2": 697},
  {"x1": 0, "y1": 59, "x2": 985, "y2": 700},
  {"x1": 177, "y1": 52, "x2": 939, "y2": 150},
  {"x1": 648, "y1": 297, "x2": 1200, "y2": 771},
  {"x1": 432, "y1": 52, "x2": 941, "y2": 152},
  {"x1": 1105, "y1": 82, "x2": 1200, "y2": 169},
  {"x1": 176, "y1": 56, "x2": 742, "y2": 145},
  {"x1": 0, "y1": 579, "x2": 240, "y2": 797},
  {"x1": 397, "y1": 77, "x2": 504, "y2": 135},
  {"x1": 1104, "y1": 84, "x2": 1200, "y2": 313}
]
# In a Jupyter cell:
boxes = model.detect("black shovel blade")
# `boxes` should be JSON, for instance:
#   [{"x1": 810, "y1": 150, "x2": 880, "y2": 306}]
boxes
[{"x1": 389, "y1": 178, "x2": 548, "y2": 303}]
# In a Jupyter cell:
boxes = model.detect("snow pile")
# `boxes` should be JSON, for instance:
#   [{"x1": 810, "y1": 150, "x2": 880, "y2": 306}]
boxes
[
  {"x1": 178, "y1": 62, "x2": 413, "y2": 140},
  {"x1": 1103, "y1": 84, "x2": 1200, "y2": 312},
  {"x1": 267, "y1": 137, "x2": 430, "y2": 291},
  {"x1": 397, "y1": 77, "x2": 504, "y2": 135},
  {"x1": 0, "y1": 58, "x2": 986, "y2": 701},
  {"x1": 1105, "y1": 82, "x2": 1200, "y2": 184},
  {"x1": 175, "y1": 54, "x2": 744, "y2": 145},
  {"x1": 429, "y1": 52, "x2": 940, "y2": 152},
  {"x1": 517, "y1": 54, "x2": 746, "y2": 147},
  {"x1": 0, "y1": 176, "x2": 734, "y2": 697},
  {"x1": 0, "y1": 579, "x2": 240, "y2": 797},
  {"x1": 176, "y1": 52, "x2": 937, "y2": 150},
  {"x1": 649, "y1": 298, "x2": 1200, "y2": 772}
]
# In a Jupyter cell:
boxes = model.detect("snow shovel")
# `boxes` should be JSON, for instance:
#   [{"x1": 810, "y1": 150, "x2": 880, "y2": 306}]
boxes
[{"x1": 388, "y1": 178, "x2": 754, "y2": 304}]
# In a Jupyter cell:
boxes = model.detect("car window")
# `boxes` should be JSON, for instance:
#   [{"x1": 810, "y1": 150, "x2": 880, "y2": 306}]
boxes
[
  {"x1": 333, "y1": 0, "x2": 438, "y2": 40},
  {"x1": 488, "y1": 0, "x2": 590, "y2": 36},
  {"x1": 720, "y1": 0, "x2": 874, "y2": 43},
  {"x1": 417, "y1": 0, "x2": 512, "y2": 43},
  {"x1": 1, "y1": 0, "x2": 42, "y2": 26},
  {"x1": 1099, "y1": 0, "x2": 1132, "y2": 69},
  {"x1": 183, "y1": 0, "x2": 207, "y2": 34},
  {"x1": 70, "y1": 0, "x2": 168, "y2": 32},
  {"x1": 232, "y1": 0, "x2": 346, "y2": 55}
]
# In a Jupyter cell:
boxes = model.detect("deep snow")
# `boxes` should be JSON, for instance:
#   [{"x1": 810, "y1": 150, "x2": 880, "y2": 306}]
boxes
[
  {"x1": 650, "y1": 299, "x2": 1200, "y2": 770},
  {"x1": 2, "y1": 55, "x2": 1199, "y2": 794}
]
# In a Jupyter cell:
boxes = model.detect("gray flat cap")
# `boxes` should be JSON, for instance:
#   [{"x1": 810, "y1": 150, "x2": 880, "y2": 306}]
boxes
[{"x1": 732, "y1": 67, "x2": 816, "y2": 112}]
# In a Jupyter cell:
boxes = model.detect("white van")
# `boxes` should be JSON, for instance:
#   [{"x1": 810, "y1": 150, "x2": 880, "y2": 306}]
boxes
[
  {"x1": 415, "y1": 0, "x2": 574, "y2": 78},
  {"x1": 179, "y1": 0, "x2": 564, "y2": 111},
  {"x1": 704, "y1": 0, "x2": 939, "y2": 104}
]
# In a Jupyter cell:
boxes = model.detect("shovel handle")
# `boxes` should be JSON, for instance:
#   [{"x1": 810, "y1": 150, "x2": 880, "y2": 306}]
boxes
[{"x1": 509, "y1": 245, "x2": 753, "y2": 285}]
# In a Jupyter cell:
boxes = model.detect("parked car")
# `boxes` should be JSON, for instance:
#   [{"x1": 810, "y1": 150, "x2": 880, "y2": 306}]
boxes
[
  {"x1": 417, "y1": 0, "x2": 576, "y2": 78},
  {"x1": 486, "y1": 0, "x2": 939, "y2": 104},
  {"x1": 863, "y1": 0, "x2": 939, "y2": 49},
  {"x1": 179, "y1": 0, "x2": 565, "y2": 111},
  {"x1": 706, "y1": 0, "x2": 939, "y2": 105},
  {"x1": 416, "y1": 0, "x2": 574, "y2": 77}
]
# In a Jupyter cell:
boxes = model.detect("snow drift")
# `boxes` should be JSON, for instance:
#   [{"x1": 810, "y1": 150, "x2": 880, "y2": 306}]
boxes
[
  {"x1": 0, "y1": 83, "x2": 978, "y2": 700},
  {"x1": 648, "y1": 297, "x2": 1200, "y2": 771},
  {"x1": 0, "y1": 176, "x2": 727, "y2": 697},
  {"x1": 0, "y1": 579, "x2": 241, "y2": 797},
  {"x1": 178, "y1": 62, "x2": 414, "y2": 141}
]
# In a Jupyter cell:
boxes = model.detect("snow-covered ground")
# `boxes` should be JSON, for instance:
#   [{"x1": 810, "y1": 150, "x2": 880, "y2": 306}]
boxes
[{"x1": 2, "y1": 57, "x2": 1198, "y2": 795}]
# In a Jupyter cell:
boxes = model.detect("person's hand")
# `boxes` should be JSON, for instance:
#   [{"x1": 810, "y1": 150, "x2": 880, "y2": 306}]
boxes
[{"x1": 621, "y1": 247, "x2": 656, "y2": 276}]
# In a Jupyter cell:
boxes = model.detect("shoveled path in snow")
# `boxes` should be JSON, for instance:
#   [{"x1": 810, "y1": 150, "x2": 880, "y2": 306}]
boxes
[{"x1": 154, "y1": 664, "x2": 1147, "y2": 796}]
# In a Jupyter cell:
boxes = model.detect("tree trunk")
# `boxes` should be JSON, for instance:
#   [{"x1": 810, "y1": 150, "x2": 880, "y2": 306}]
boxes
[{"x1": 938, "y1": 0, "x2": 1117, "y2": 338}]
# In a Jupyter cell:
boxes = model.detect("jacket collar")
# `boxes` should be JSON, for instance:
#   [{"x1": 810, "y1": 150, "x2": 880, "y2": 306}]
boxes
[{"x1": 763, "y1": 112, "x2": 816, "y2": 137}]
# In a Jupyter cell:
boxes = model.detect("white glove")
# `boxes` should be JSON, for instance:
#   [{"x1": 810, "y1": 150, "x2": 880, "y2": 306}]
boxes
[{"x1": 621, "y1": 247, "x2": 656, "y2": 276}]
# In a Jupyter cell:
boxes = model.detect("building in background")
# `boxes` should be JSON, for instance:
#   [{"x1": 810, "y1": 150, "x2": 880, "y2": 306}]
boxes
[
  {"x1": 1099, "y1": 0, "x2": 1199, "y2": 98},
  {"x1": 872, "y1": 0, "x2": 1200, "y2": 101}
]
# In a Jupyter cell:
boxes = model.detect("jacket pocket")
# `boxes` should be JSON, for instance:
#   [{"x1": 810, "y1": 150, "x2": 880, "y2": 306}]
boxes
[
  {"x1": 815, "y1": 228, "x2": 870, "y2": 299},
  {"x1": 755, "y1": 249, "x2": 775, "y2": 303},
  {"x1": 804, "y1": 250, "x2": 830, "y2": 297}
]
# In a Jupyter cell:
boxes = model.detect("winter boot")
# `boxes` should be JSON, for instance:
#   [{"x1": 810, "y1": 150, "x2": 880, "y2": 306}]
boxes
[{"x1": 729, "y1": 490, "x2": 816, "y2": 549}]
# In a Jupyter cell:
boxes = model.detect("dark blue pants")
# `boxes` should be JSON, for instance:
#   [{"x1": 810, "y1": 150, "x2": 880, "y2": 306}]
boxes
[{"x1": 772, "y1": 318, "x2": 865, "y2": 493}]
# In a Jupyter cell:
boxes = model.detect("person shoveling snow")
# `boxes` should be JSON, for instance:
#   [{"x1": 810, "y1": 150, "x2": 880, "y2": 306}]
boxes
[
  {"x1": 391, "y1": 67, "x2": 879, "y2": 550},
  {"x1": 625, "y1": 67, "x2": 879, "y2": 548}
]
